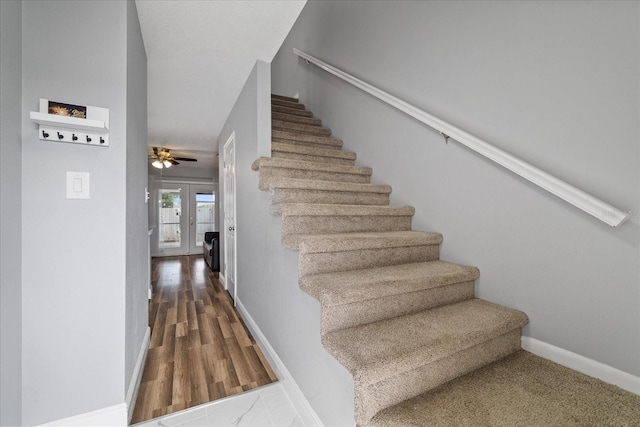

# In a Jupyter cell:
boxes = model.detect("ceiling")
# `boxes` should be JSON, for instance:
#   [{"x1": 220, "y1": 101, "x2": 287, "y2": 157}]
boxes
[{"x1": 135, "y1": 0, "x2": 306, "y2": 179}]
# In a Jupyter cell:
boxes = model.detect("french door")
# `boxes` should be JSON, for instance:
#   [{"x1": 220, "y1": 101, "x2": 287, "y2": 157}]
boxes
[{"x1": 156, "y1": 183, "x2": 215, "y2": 256}]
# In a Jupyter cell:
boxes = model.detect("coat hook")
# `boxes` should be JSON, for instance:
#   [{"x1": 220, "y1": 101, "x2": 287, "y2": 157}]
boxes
[
  {"x1": 440, "y1": 132, "x2": 450, "y2": 144},
  {"x1": 57, "y1": 132, "x2": 64, "y2": 140},
  {"x1": 99, "y1": 137, "x2": 105, "y2": 144},
  {"x1": 42, "y1": 130, "x2": 49, "y2": 138},
  {"x1": 86, "y1": 135, "x2": 92, "y2": 142},
  {"x1": 72, "y1": 133, "x2": 78, "y2": 141}
]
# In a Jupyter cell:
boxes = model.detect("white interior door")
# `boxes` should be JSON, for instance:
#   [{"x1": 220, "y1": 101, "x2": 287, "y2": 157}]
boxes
[
  {"x1": 223, "y1": 133, "x2": 237, "y2": 304},
  {"x1": 188, "y1": 184, "x2": 215, "y2": 255}
]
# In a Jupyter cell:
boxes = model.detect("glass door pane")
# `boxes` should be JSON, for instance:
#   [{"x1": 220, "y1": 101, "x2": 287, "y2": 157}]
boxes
[
  {"x1": 195, "y1": 193, "x2": 214, "y2": 247},
  {"x1": 159, "y1": 189, "x2": 182, "y2": 249}
]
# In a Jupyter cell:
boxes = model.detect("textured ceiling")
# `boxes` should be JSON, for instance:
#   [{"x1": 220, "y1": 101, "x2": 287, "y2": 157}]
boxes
[{"x1": 136, "y1": 0, "x2": 306, "y2": 178}]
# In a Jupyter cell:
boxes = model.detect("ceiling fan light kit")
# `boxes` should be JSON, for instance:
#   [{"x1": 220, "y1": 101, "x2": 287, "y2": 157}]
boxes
[
  {"x1": 30, "y1": 98, "x2": 109, "y2": 147},
  {"x1": 150, "y1": 147, "x2": 197, "y2": 169}
]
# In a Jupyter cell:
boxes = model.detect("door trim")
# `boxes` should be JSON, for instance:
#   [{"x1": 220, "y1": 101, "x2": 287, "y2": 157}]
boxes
[{"x1": 223, "y1": 132, "x2": 237, "y2": 305}]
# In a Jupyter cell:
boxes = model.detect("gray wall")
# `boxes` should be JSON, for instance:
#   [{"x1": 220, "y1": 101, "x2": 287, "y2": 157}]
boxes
[
  {"x1": 272, "y1": 0, "x2": 639, "y2": 377},
  {"x1": 21, "y1": 1, "x2": 147, "y2": 423},
  {"x1": 0, "y1": 1, "x2": 23, "y2": 425},
  {"x1": 219, "y1": 60, "x2": 354, "y2": 426},
  {"x1": 125, "y1": 0, "x2": 149, "y2": 405}
]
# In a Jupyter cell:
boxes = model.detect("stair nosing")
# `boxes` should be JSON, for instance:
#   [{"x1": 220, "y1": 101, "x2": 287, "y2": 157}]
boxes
[
  {"x1": 301, "y1": 261, "x2": 480, "y2": 307},
  {"x1": 271, "y1": 142, "x2": 355, "y2": 160},
  {"x1": 252, "y1": 157, "x2": 371, "y2": 175},
  {"x1": 271, "y1": 105, "x2": 314, "y2": 117},
  {"x1": 267, "y1": 177, "x2": 391, "y2": 194},
  {"x1": 322, "y1": 299, "x2": 528, "y2": 384},
  {"x1": 271, "y1": 94, "x2": 299, "y2": 103},
  {"x1": 272, "y1": 130, "x2": 343, "y2": 146},
  {"x1": 296, "y1": 231, "x2": 443, "y2": 254},
  {"x1": 280, "y1": 203, "x2": 415, "y2": 217}
]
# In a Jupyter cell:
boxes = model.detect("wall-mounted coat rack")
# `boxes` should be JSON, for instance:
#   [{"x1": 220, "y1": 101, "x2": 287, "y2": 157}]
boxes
[{"x1": 30, "y1": 98, "x2": 109, "y2": 147}]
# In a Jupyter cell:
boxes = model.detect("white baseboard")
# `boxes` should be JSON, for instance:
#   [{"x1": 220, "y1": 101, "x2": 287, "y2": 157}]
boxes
[
  {"x1": 37, "y1": 403, "x2": 127, "y2": 426},
  {"x1": 521, "y1": 336, "x2": 640, "y2": 395},
  {"x1": 127, "y1": 327, "x2": 151, "y2": 421},
  {"x1": 236, "y1": 299, "x2": 324, "y2": 427}
]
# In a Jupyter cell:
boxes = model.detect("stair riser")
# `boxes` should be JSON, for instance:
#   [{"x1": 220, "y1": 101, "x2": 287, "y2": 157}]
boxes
[
  {"x1": 271, "y1": 94, "x2": 299, "y2": 103},
  {"x1": 319, "y1": 282, "x2": 475, "y2": 333},
  {"x1": 298, "y1": 245, "x2": 440, "y2": 275},
  {"x1": 273, "y1": 138, "x2": 343, "y2": 151},
  {"x1": 354, "y1": 329, "x2": 522, "y2": 425},
  {"x1": 272, "y1": 112, "x2": 321, "y2": 126},
  {"x1": 272, "y1": 120, "x2": 332, "y2": 136},
  {"x1": 272, "y1": 130, "x2": 343, "y2": 148},
  {"x1": 272, "y1": 104, "x2": 314, "y2": 117},
  {"x1": 258, "y1": 168, "x2": 370, "y2": 191},
  {"x1": 272, "y1": 98, "x2": 305, "y2": 110},
  {"x1": 282, "y1": 215, "x2": 412, "y2": 237},
  {"x1": 270, "y1": 189, "x2": 389, "y2": 215},
  {"x1": 272, "y1": 126, "x2": 331, "y2": 137},
  {"x1": 271, "y1": 151, "x2": 356, "y2": 166}
]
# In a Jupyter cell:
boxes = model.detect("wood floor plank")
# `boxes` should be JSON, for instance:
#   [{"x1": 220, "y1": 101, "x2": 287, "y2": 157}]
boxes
[
  {"x1": 188, "y1": 347, "x2": 210, "y2": 406},
  {"x1": 254, "y1": 344, "x2": 278, "y2": 382},
  {"x1": 130, "y1": 255, "x2": 278, "y2": 425},
  {"x1": 172, "y1": 336, "x2": 191, "y2": 406},
  {"x1": 225, "y1": 337, "x2": 253, "y2": 386}
]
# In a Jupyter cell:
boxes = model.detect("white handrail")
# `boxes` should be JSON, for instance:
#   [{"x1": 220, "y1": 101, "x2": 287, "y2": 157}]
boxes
[{"x1": 293, "y1": 48, "x2": 629, "y2": 227}]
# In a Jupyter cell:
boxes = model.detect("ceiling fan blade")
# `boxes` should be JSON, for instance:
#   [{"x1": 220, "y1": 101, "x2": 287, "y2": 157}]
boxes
[
  {"x1": 169, "y1": 159, "x2": 180, "y2": 165},
  {"x1": 172, "y1": 157, "x2": 197, "y2": 162}
]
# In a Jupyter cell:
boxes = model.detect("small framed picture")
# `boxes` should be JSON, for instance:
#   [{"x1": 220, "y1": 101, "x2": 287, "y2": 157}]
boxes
[{"x1": 48, "y1": 101, "x2": 86, "y2": 119}]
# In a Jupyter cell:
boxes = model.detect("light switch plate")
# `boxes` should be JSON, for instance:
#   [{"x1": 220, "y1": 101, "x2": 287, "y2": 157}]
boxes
[{"x1": 66, "y1": 171, "x2": 90, "y2": 199}]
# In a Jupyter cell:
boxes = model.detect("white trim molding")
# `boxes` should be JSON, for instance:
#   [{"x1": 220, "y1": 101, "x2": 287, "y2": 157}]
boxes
[
  {"x1": 522, "y1": 336, "x2": 640, "y2": 395},
  {"x1": 236, "y1": 299, "x2": 324, "y2": 427},
  {"x1": 293, "y1": 48, "x2": 629, "y2": 227},
  {"x1": 127, "y1": 326, "x2": 151, "y2": 421},
  {"x1": 37, "y1": 403, "x2": 127, "y2": 426}
]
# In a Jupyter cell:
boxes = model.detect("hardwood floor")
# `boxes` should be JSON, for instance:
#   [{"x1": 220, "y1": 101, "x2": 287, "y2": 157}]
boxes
[{"x1": 131, "y1": 255, "x2": 277, "y2": 424}]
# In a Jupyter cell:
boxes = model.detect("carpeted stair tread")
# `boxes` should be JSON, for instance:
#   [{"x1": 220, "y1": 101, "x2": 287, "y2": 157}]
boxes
[
  {"x1": 322, "y1": 298, "x2": 528, "y2": 385},
  {"x1": 272, "y1": 98, "x2": 305, "y2": 110},
  {"x1": 295, "y1": 231, "x2": 443, "y2": 272},
  {"x1": 271, "y1": 94, "x2": 299, "y2": 103},
  {"x1": 252, "y1": 157, "x2": 371, "y2": 175},
  {"x1": 267, "y1": 177, "x2": 389, "y2": 194},
  {"x1": 297, "y1": 230, "x2": 443, "y2": 254},
  {"x1": 253, "y1": 157, "x2": 372, "y2": 190},
  {"x1": 272, "y1": 119, "x2": 332, "y2": 136},
  {"x1": 271, "y1": 141, "x2": 356, "y2": 162},
  {"x1": 281, "y1": 203, "x2": 414, "y2": 217},
  {"x1": 369, "y1": 350, "x2": 640, "y2": 427},
  {"x1": 272, "y1": 129, "x2": 344, "y2": 148},
  {"x1": 281, "y1": 204, "x2": 414, "y2": 238},
  {"x1": 300, "y1": 261, "x2": 479, "y2": 307},
  {"x1": 272, "y1": 111, "x2": 322, "y2": 126},
  {"x1": 267, "y1": 178, "x2": 391, "y2": 215},
  {"x1": 271, "y1": 104, "x2": 314, "y2": 117}
]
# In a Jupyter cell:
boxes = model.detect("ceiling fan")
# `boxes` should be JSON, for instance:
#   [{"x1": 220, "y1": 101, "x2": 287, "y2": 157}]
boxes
[{"x1": 149, "y1": 147, "x2": 197, "y2": 169}]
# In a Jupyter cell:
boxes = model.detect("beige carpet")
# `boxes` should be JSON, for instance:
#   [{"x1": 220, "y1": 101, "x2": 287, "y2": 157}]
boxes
[
  {"x1": 370, "y1": 350, "x2": 640, "y2": 427},
  {"x1": 253, "y1": 94, "x2": 637, "y2": 426}
]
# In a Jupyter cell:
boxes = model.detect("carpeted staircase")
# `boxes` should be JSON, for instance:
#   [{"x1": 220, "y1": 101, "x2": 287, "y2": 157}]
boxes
[
  {"x1": 253, "y1": 94, "x2": 636, "y2": 427},
  {"x1": 252, "y1": 94, "x2": 529, "y2": 425}
]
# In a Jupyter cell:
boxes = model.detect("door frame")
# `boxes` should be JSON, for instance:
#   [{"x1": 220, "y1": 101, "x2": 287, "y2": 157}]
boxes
[
  {"x1": 223, "y1": 132, "x2": 237, "y2": 305},
  {"x1": 155, "y1": 183, "x2": 189, "y2": 257}
]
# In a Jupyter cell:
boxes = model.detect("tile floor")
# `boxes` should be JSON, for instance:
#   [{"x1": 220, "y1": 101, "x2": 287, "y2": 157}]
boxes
[{"x1": 132, "y1": 383, "x2": 304, "y2": 427}]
